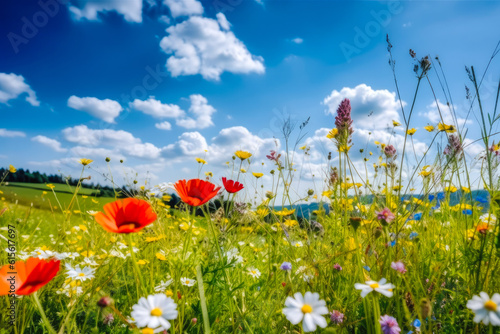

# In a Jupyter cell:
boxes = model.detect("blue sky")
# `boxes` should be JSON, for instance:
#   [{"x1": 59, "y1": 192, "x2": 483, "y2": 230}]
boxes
[{"x1": 1, "y1": 0, "x2": 499, "y2": 200}]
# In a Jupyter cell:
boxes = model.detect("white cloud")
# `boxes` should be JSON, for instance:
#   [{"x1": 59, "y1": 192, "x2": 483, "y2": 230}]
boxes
[
  {"x1": 68, "y1": 0, "x2": 143, "y2": 23},
  {"x1": 159, "y1": 15, "x2": 265, "y2": 81},
  {"x1": 176, "y1": 94, "x2": 216, "y2": 129},
  {"x1": 129, "y1": 96, "x2": 185, "y2": 119},
  {"x1": 323, "y1": 84, "x2": 404, "y2": 130},
  {"x1": 0, "y1": 128, "x2": 26, "y2": 138},
  {"x1": 163, "y1": 0, "x2": 203, "y2": 18},
  {"x1": 463, "y1": 138, "x2": 484, "y2": 157},
  {"x1": 162, "y1": 126, "x2": 278, "y2": 165},
  {"x1": 67, "y1": 96, "x2": 123, "y2": 123},
  {"x1": 123, "y1": 143, "x2": 162, "y2": 159},
  {"x1": 155, "y1": 121, "x2": 172, "y2": 130},
  {"x1": 216, "y1": 12, "x2": 230, "y2": 30},
  {"x1": 419, "y1": 100, "x2": 472, "y2": 128},
  {"x1": 291, "y1": 37, "x2": 303, "y2": 44},
  {"x1": 62, "y1": 125, "x2": 161, "y2": 160},
  {"x1": 70, "y1": 146, "x2": 122, "y2": 160},
  {"x1": 163, "y1": 131, "x2": 208, "y2": 159},
  {"x1": 32, "y1": 135, "x2": 67, "y2": 153},
  {"x1": 0, "y1": 73, "x2": 39, "y2": 106},
  {"x1": 62, "y1": 125, "x2": 139, "y2": 147}
]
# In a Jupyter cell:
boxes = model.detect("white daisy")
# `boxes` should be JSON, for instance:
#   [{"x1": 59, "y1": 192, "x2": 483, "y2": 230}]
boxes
[
  {"x1": 466, "y1": 292, "x2": 500, "y2": 326},
  {"x1": 131, "y1": 294, "x2": 178, "y2": 332},
  {"x1": 180, "y1": 277, "x2": 196, "y2": 286},
  {"x1": 154, "y1": 278, "x2": 174, "y2": 292},
  {"x1": 282, "y1": 292, "x2": 328, "y2": 332},
  {"x1": 354, "y1": 278, "x2": 395, "y2": 298},
  {"x1": 65, "y1": 263, "x2": 95, "y2": 281},
  {"x1": 248, "y1": 268, "x2": 261, "y2": 279},
  {"x1": 30, "y1": 249, "x2": 56, "y2": 259},
  {"x1": 479, "y1": 213, "x2": 497, "y2": 226}
]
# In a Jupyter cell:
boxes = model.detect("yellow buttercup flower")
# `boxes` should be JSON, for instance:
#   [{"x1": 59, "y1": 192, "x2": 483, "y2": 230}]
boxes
[
  {"x1": 461, "y1": 186, "x2": 471, "y2": 193},
  {"x1": 445, "y1": 185, "x2": 457, "y2": 193},
  {"x1": 274, "y1": 208, "x2": 295, "y2": 216},
  {"x1": 252, "y1": 172, "x2": 263, "y2": 178},
  {"x1": 235, "y1": 150, "x2": 252, "y2": 160},
  {"x1": 326, "y1": 128, "x2": 338, "y2": 139},
  {"x1": 46, "y1": 184, "x2": 56, "y2": 189},
  {"x1": 205, "y1": 171, "x2": 213, "y2": 177},
  {"x1": 437, "y1": 123, "x2": 456, "y2": 133},
  {"x1": 196, "y1": 157, "x2": 206, "y2": 164},
  {"x1": 79, "y1": 159, "x2": 93, "y2": 166},
  {"x1": 299, "y1": 145, "x2": 307, "y2": 150},
  {"x1": 407, "y1": 128, "x2": 417, "y2": 135},
  {"x1": 419, "y1": 165, "x2": 432, "y2": 177},
  {"x1": 424, "y1": 125, "x2": 435, "y2": 132},
  {"x1": 8, "y1": 165, "x2": 16, "y2": 173},
  {"x1": 392, "y1": 120, "x2": 401, "y2": 127}
]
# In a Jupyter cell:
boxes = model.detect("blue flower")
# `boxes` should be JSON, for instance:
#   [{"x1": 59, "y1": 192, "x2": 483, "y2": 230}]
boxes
[
  {"x1": 462, "y1": 209, "x2": 472, "y2": 215},
  {"x1": 280, "y1": 261, "x2": 292, "y2": 271},
  {"x1": 409, "y1": 232, "x2": 418, "y2": 240},
  {"x1": 431, "y1": 203, "x2": 440, "y2": 210},
  {"x1": 437, "y1": 192, "x2": 445, "y2": 201},
  {"x1": 428, "y1": 194, "x2": 435, "y2": 201},
  {"x1": 413, "y1": 319, "x2": 421, "y2": 328},
  {"x1": 475, "y1": 196, "x2": 488, "y2": 203},
  {"x1": 390, "y1": 240, "x2": 396, "y2": 247},
  {"x1": 363, "y1": 265, "x2": 371, "y2": 272},
  {"x1": 412, "y1": 212, "x2": 422, "y2": 220}
]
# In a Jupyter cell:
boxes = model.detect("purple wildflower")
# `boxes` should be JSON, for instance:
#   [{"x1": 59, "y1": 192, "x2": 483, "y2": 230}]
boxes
[
  {"x1": 280, "y1": 261, "x2": 292, "y2": 271},
  {"x1": 103, "y1": 313, "x2": 114, "y2": 326},
  {"x1": 444, "y1": 134, "x2": 463, "y2": 158},
  {"x1": 390, "y1": 261, "x2": 407, "y2": 274},
  {"x1": 334, "y1": 98, "x2": 354, "y2": 149},
  {"x1": 330, "y1": 310, "x2": 345, "y2": 324},
  {"x1": 379, "y1": 315, "x2": 401, "y2": 334},
  {"x1": 333, "y1": 263, "x2": 342, "y2": 271},
  {"x1": 266, "y1": 150, "x2": 280, "y2": 161},
  {"x1": 376, "y1": 208, "x2": 395, "y2": 224},
  {"x1": 384, "y1": 145, "x2": 397, "y2": 158}
]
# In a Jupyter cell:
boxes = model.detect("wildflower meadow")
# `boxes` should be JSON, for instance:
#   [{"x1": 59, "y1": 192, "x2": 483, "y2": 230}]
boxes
[{"x1": 1, "y1": 1, "x2": 500, "y2": 334}]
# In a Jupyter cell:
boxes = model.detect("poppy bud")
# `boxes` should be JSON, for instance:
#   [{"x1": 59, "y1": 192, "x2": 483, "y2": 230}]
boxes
[{"x1": 97, "y1": 296, "x2": 113, "y2": 308}]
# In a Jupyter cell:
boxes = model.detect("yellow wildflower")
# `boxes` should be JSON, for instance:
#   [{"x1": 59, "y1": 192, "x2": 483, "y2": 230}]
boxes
[
  {"x1": 437, "y1": 123, "x2": 456, "y2": 133},
  {"x1": 274, "y1": 208, "x2": 295, "y2": 216},
  {"x1": 235, "y1": 150, "x2": 252, "y2": 160},
  {"x1": 326, "y1": 128, "x2": 338, "y2": 139},
  {"x1": 196, "y1": 157, "x2": 206, "y2": 164},
  {"x1": 79, "y1": 159, "x2": 93, "y2": 166},
  {"x1": 46, "y1": 184, "x2": 55, "y2": 189},
  {"x1": 407, "y1": 128, "x2": 417, "y2": 135},
  {"x1": 392, "y1": 120, "x2": 401, "y2": 127},
  {"x1": 205, "y1": 171, "x2": 213, "y2": 177},
  {"x1": 445, "y1": 185, "x2": 457, "y2": 193},
  {"x1": 252, "y1": 172, "x2": 264, "y2": 178},
  {"x1": 8, "y1": 165, "x2": 16, "y2": 173},
  {"x1": 424, "y1": 125, "x2": 435, "y2": 132}
]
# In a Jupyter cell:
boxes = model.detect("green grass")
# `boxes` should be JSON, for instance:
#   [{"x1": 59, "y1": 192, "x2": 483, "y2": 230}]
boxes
[{"x1": 0, "y1": 182, "x2": 114, "y2": 211}]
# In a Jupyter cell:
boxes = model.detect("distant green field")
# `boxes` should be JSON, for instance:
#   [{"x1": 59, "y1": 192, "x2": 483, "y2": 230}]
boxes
[{"x1": 0, "y1": 182, "x2": 115, "y2": 211}]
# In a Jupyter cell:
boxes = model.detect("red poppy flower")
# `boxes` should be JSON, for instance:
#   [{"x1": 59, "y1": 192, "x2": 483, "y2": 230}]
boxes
[
  {"x1": 94, "y1": 198, "x2": 157, "y2": 233},
  {"x1": 174, "y1": 179, "x2": 221, "y2": 207},
  {"x1": 0, "y1": 257, "x2": 60, "y2": 295},
  {"x1": 222, "y1": 177, "x2": 244, "y2": 194}
]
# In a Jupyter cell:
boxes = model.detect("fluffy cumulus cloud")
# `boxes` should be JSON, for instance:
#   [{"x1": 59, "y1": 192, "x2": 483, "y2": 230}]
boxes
[
  {"x1": 323, "y1": 84, "x2": 403, "y2": 130},
  {"x1": 155, "y1": 121, "x2": 172, "y2": 130},
  {"x1": 130, "y1": 94, "x2": 216, "y2": 129},
  {"x1": 68, "y1": 0, "x2": 143, "y2": 23},
  {"x1": 62, "y1": 125, "x2": 161, "y2": 160},
  {"x1": 162, "y1": 126, "x2": 278, "y2": 164},
  {"x1": 0, "y1": 128, "x2": 25, "y2": 138},
  {"x1": 163, "y1": 0, "x2": 203, "y2": 18},
  {"x1": 32, "y1": 135, "x2": 67, "y2": 153},
  {"x1": 0, "y1": 73, "x2": 39, "y2": 106},
  {"x1": 129, "y1": 96, "x2": 185, "y2": 119},
  {"x1": 176, "y1": 94, "x2": 216, "y2": 129},
  {"x1": 67, "y1": 96, "x2": 123, "y2": 123},
  {"x1": 419, "y1": 100, "x2": 472, "y2": 128},
  {"x1": 159, "y1": 15, "x2": 265, "y2": 81}
]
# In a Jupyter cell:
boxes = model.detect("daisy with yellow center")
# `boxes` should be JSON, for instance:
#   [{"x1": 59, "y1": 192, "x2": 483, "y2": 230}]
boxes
[
  {"x1": 131, "y1": 294, "x2": 178, "y2": 332},
  {"x1": 466, "y1": 292, "x2": 500, "y2": 326},
  {"x1": 282, "y1": 292, "x2": 328, "y2": 332},
  {"x1": 354, "y1": 278, "x2": 395, "y2": 298}
]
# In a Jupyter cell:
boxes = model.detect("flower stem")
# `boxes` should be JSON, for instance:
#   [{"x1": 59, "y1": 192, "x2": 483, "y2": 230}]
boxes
[
  {"x1": 32, "y1": 292, "x2": 57, "y2": 334},
  {"x1": 127, "y1": 233, "x2": 146, "y2": 297},
  {"x1": 196, "y1": 264, "x2": 211, "y2": 334}
]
